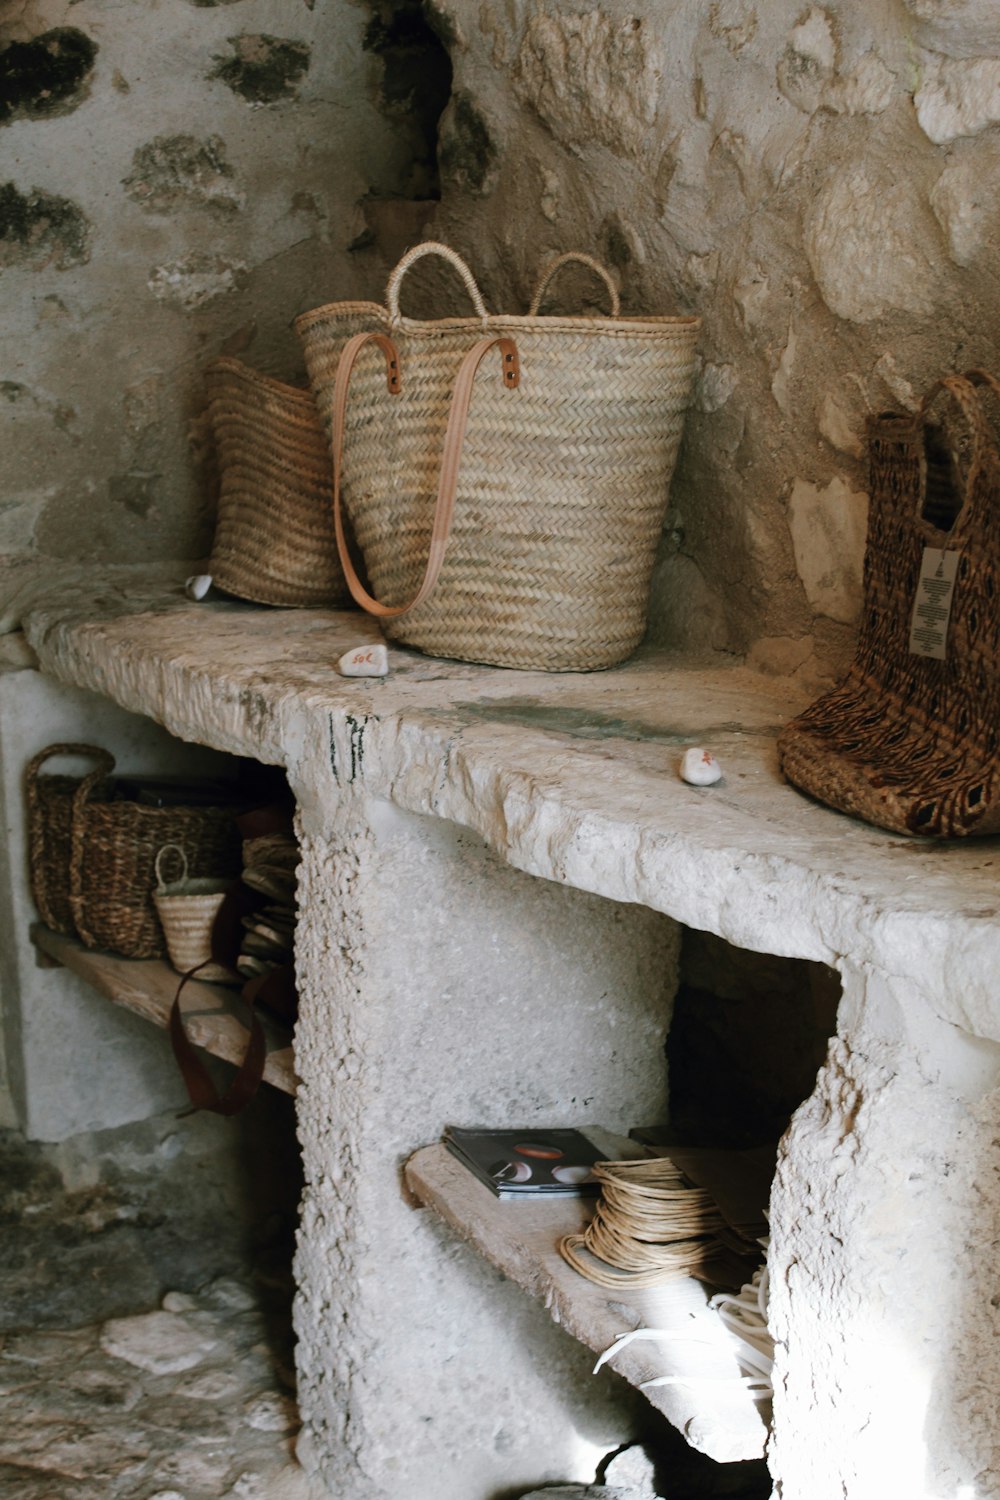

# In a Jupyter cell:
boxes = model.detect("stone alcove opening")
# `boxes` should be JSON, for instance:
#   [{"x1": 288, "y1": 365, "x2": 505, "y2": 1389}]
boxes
[
  {"x1": 362, "y1": 0, "x2": 454, "y2": 204},
  {"x1": 665, "y1": 930, "x2": 842, "y2": 1153}
]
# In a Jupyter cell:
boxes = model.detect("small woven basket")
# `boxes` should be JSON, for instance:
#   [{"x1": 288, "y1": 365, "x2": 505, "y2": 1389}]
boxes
[
  {"x1": 204, "y1": 357, "x2": 352, "y2": 608},
  {"x1": 26, "y1": 744, "x2": 242, "y2": 958},
  {"x1": 153, "y1": 844, "x2": 240, "y2": 983}
]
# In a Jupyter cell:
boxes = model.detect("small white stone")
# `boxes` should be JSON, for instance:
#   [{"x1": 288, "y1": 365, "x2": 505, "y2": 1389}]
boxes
[
  {"x1": 161, "y1": 1290, "x2": 199, "y2": 1313},
  {"x1": 336, "y1": 642, "x2": 389, "y2": 677},
  {"x1": 680, "y1": 747, "x2": 723, "y2": 785},
  {"x1": 243, "y1": 1390, "x2": 300, "y2": 1432},
  {"x1": 100, "y1": 1310, "x2": 218, "y2": 1374},
  {"x1": 185, "y1": 573, "x2": 213, "y2": 601},
  {"x1": 201, "y1": 1275, "x2": 257, "y2": 1311}
]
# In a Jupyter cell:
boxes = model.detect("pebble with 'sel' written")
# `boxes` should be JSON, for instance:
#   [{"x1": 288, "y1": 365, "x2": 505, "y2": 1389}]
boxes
[
  {"x1": 337, "y1": 642, "x2": 389, "y2": 678},
  {"x1": 680, "y1": 746, "x2": 722, "y2": 785}
]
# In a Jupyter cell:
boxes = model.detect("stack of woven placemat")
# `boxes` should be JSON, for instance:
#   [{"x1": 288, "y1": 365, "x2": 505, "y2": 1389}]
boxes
[
  {"x1": 236, "y1": 823, "x2": 297, "y2": 987},
  {"x1": 559, "y1": 1144, "x2": 773, "y2": 1292}
]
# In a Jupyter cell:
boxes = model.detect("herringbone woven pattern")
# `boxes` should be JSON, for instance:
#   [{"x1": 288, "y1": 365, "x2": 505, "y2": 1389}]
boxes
[
  {"x1": 295, "y1": 245, "x2": 700, "y2": 670},
  {"x1": 205, "y1": 358, "x2": 351, "y2": 608}
]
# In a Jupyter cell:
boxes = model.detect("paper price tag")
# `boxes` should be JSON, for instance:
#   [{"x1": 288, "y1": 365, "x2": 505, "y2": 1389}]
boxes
[{"x1": 909, "y1": 548, "x2": 961, "y2": 660}]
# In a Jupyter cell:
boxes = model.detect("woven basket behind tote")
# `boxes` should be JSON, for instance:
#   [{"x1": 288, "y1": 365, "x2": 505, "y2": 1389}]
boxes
[
  {"x1": 204, "y1": 357, "x2": 351, "y2": 608},
  {"x1": 778, "y1": 372, "x2": 1000, "y2": 838},
  {"x1": 296, "y1": 243, "x2": 701, "y2": 671},
  {"x1": 26, "y1": 744, "x2": 243, "y2": 958}
]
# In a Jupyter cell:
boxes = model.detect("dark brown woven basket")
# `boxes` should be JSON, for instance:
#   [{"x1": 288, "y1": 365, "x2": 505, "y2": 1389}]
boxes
[
  {"x1": 778, "y1": 372, "x2": 1000, "y2": 837},
  {"x1": 26, "y1": 744, "x2": 242, "y2": 958}
]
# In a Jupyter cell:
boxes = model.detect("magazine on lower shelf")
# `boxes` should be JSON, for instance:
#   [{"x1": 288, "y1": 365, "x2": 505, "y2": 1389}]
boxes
[{"x1": 444, "y1": 1126, "x2": 604, "y2": 1198}]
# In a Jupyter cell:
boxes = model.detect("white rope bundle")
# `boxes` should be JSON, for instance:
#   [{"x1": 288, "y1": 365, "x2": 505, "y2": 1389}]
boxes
[
  {"x1": 558, "y1": 1158, "x2": 728, "y2": 1289},
  {"x1": 589, "y1": 1251, "x2": 773, "y2": 1404},
  {"x1": 708, "y1": 1254, "x2": 773, "y2": 1391}
]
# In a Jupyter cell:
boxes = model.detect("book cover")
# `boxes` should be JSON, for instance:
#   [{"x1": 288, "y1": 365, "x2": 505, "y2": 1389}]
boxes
[{"x1": 444, "y1": 1126, "x2": 603, "y2": 1198}]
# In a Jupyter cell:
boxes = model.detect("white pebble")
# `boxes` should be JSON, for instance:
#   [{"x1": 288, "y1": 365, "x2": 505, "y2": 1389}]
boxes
[
  {"x1": 185, "y1": 573, "x2": 213, "y2": 601},
  {"x1": 680, "y1": 746, "x2": 723, "y2": 785},
  {"x1": 100, "y1": 1310, "x2": 218, "y2": 1374},
  {"x1": 161, "y1": 1290, "x2": 199, "y2": 1313},
  {"x1": 337, "y1": 642, "x2": 389, "y2": 677}
]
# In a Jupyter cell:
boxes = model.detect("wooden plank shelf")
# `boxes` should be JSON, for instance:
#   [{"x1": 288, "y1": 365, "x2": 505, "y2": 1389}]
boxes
[
  {"x1": 404, "y1": 1138, "x2": 769, "y2": 1464},
  {"x1": 31, "y1": 923, "x2": 296, "y2": 1096}
]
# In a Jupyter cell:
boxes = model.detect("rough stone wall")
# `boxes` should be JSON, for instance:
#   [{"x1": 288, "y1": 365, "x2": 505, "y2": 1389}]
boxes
[
  {"x1": 426, "y1": 0, "x2": 1000, "y2": 679},
  {"x1": 5, "y1": 2, "x2": 1000, "y2": 679}
]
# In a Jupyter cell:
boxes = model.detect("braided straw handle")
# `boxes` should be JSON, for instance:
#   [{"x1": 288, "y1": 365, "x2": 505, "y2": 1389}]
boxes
[
  {"x1": 26, "y1": 744, "x2": 115, "y2": 933},
  {"x1": 386, "y1": 242, "x2": 490, "y2": 328},
  {"x1": 919, "y1": 373, "x2": 992, "y2": 526},
  {"x1": 66, "y1": 747, "x2": 119, "y2": 949},
  {"x1": 963, "y1": 367, "x2": 1000, "y2": 429},
  {"x1": 529, "y1": 252, "x2": 621, "y2": 317},
  {"x1": 331, "y1": 331, "x2": 520, "y2": 620},
  {"x1": 155, "y1": 842, "x2": 190, "y2": 894}
]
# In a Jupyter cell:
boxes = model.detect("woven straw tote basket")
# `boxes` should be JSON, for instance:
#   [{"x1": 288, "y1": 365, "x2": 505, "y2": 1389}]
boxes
[
  {"x1": 295, "y1": 242, "x2": 700, "y2": 671},
  {"x1": 153, "y1": 845, "x2": 240, "y2": 983},
  {"x1": 204, "y1": 357, "x2": 351, "y2": 608},
  {"x1": 778, "y1": 371, "x2": 1000, "y2": 838}
]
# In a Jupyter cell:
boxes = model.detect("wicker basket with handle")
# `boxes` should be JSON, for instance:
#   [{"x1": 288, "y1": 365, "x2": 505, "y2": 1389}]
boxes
[
  {"x1": 153, "y1": 844, "x2": 240, "y2": 983},
  {"x1": 778, "y1": 372, "x2": 1000, "y2": 837},
  {"x1": 26, "y1": 744, "x2": 243, "y2": 957},
  {"x1": 296, "y1": 242, "x2": 701, "y2": 671}
]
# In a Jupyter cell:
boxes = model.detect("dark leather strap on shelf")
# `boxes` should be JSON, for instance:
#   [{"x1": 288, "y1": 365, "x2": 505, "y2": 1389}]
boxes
[
  {"x1": 168, "y1": 833, "x2": 297, "y2": 1116},
  {"x1": 169, "y1": 961, "x2": 267, "y2": 1118}
]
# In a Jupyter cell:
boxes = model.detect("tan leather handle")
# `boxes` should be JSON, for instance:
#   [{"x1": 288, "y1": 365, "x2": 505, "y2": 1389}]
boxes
[{"x1": 332, "y1": 331, "x2": 520, "y2": 620}]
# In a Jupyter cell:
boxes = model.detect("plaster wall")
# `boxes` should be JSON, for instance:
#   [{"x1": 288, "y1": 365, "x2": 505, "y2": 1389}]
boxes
[
  {"x1": 0, "y1": 666, "x2": 238, "y2": 1140},
  {"x1": 290, "y1": 791, "x2": 680, "y2": 1499},
  {"x1": 4, "y1": 1, "x2": 1000, "y2": 684}
]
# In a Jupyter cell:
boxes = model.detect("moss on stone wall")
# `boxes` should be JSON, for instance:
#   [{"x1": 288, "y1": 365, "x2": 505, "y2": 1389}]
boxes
[
  {"x1": 0, "y1": 28, "x2": 97, "y2": 124},
  {"x1": 0, "y1": 182, "x2": 89, "y2": 269}
]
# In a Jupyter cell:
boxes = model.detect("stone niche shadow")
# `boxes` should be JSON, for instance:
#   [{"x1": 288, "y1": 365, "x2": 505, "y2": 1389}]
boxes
[{"x1": 664, "y1": 929, "x2": 842, "y2": 1153}]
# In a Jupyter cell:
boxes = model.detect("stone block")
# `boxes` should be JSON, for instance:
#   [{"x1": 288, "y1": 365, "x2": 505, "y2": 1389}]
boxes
[
  {"x1": 210, "y1": 34, "x2": 310, "y2": 104},
  {"x1": 0, "y1": 181, "x2": 90, "y2": 270},
  {"x1": 0, "y1": 27, "x2": 97, "y2": 123},
  {"x1": 124, "y1": 134, "x2": 244, "y2": 215},
  {"x1": 514, "y1": 11, "x2": 662, "y2": 158}
]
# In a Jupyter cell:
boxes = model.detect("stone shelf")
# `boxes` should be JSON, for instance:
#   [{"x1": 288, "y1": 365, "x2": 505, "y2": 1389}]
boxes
[
  {"x1": 31, "y1": 924, "x2": 296, "y2": 1095},
  {"x1": 18, "y1": 572, "x2": 1000, "y2": 1499},
  {"x1": 404, "y1": 1141, "x2": 769, "y2": 1464},
  {"x1": 19, "y1": 578, "x2": 1000, "y2": 1039}
]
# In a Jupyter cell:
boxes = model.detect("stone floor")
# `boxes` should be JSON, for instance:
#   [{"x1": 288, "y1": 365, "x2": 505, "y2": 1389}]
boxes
[
  {"x1": 0, "y1": 1281, "x2": 323, "y2": 1500},
  {"x1": 0, "y1": 1094, "x2": 315, "y2": 1499},
  {"x1": 0, "y1": 1105, "x2": 771, "y2": 1500}
]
